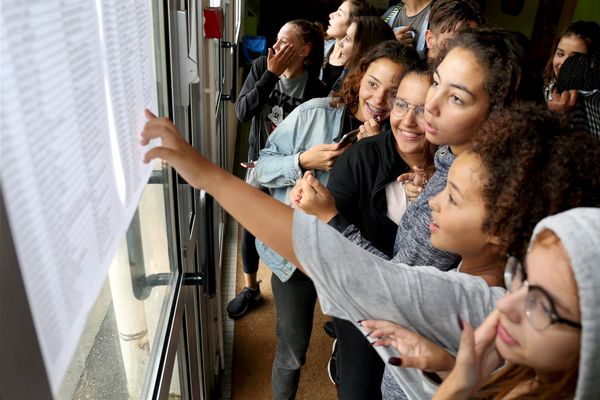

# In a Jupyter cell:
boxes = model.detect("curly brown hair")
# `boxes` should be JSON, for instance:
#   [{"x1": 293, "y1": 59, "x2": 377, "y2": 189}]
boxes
[
  {"x1": 330, "y1": 40, "x2": 419, "y2": 111},
  {"x1": 470, "y1": 103, "x2": 600, "y2": 261}
]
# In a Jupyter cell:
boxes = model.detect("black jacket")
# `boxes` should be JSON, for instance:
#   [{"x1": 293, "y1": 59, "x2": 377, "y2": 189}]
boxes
[
  {"x1": 236, "y1": 56, "x2": 328, "y2": 161},
  {"x1": 327, "y1": 128, "x2": 410, "y2": 257}
]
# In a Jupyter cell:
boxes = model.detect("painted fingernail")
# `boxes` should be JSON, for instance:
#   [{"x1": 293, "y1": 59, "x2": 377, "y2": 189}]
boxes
[
  {"x1": 357, "y1": 319, "x2": 364, "y2": 325},
  {"x1": 388, "y1": 357, "x2": 402, "y2": 366},
  {"x1": 457, "y1": 316, "x2": 464, "y2": 331},
  {"x1": 365, "y1": 331, "x2": 373, "y2": 337},
  {"x1": 369, "y1": 340, "x2": 378, "y2": 347}
]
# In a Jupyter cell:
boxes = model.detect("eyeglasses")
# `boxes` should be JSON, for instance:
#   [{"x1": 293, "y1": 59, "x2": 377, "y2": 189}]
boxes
[
  {"x1": 392, "y1": 98, "x2": 425, "y2": 123},
  {"x1": 504, "y1": 256, "x2": 582, "y2": 331}
]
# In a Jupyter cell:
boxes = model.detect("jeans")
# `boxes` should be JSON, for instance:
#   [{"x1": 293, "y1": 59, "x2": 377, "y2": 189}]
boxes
[
  {"x1": 333, "y1": 317, "x2": 384, "y2": 400},
  {"x1": 271, "y1": 270, "x2": 317, "y2": 400}
]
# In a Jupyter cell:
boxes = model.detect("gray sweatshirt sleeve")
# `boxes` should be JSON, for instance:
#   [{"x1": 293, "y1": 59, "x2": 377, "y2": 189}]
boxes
[{"x1": 292, "y1": 211, "x2": 504, "y2": 353}]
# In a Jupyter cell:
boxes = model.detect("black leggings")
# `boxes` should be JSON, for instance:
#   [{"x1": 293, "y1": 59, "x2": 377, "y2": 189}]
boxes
[{"x1": 241, "y1": 227, "x2": 260, "y2": 274}]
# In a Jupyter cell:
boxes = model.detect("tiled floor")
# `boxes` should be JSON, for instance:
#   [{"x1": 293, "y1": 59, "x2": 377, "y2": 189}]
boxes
[{"x1": 218, "y1": 217, "x2": 238, "y2": 400}]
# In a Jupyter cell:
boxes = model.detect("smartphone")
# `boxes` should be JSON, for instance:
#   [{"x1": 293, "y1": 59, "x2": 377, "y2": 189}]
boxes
[
  {"x1": 240, "y1": 161, "x2": 256, "y2": 168},
  {"x1": 337, "y1": 128, "x2": 360, "y2": 147}
]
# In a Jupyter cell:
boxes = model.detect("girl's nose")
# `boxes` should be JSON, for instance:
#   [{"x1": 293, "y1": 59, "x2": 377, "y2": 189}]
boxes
[
  {"x1": 402, "y1": 108, "x2": 418, "y2": 126},
  {"x1": 496, "y1": 287, "x2": 527, "y2": 324},
  {"x1": 425, "y1": 92, "x2": 440, "y2": 117},
  {"x1": 428, "y1": 191, "x2": 441, "y2": 211}
]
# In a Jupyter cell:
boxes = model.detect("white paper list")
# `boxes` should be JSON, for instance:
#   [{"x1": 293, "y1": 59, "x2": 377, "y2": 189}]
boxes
[
  {"x1": 1, "y1": 0, "x2": 158, "y2": 393},
  {"x1": 99, "y1": 0, "x2": 158, "y2": 217}
]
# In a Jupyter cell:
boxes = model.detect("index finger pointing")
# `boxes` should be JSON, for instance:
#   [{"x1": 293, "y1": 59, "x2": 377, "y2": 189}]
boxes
[{"x1": 145, "y1": 108, "x2": 158, "y2": 119}]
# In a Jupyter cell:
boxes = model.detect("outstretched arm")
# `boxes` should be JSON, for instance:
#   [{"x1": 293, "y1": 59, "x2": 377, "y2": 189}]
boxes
[{"x1": 141, "y1": 110, "x2": 302, "y2": 268}]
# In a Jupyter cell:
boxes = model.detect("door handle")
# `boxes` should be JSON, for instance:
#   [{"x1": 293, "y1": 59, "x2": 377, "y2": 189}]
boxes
[{"x1": 220, "y1": 41, "x2": 238, "y2": 103}]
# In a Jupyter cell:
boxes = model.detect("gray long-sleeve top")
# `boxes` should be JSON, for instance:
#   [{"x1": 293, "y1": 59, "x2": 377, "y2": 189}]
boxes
[{"x1": 292, "y1": 210, "x2": 505, "y2": 400}]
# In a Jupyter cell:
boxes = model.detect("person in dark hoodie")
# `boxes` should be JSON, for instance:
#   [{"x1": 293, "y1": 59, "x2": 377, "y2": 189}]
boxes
[{"x1": 229, "y1": 19, "x2": 327, "y2": 319}]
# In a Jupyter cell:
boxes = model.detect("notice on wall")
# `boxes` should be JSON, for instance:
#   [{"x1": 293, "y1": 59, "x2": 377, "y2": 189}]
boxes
[{"x1": 0, "y1": 0, "x2": 157, "y2": 393}]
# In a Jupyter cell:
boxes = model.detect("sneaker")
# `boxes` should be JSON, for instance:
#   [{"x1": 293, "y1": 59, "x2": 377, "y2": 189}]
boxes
[
  {"x1": 327, "y1": 339, "x2": 339, "y2": 386},
  {"x1": 226, "y1": 281, "x2": 262, "y2": 318},
  {"x1": 323, "y1": 320, "x2": 336, "y2": 338}
]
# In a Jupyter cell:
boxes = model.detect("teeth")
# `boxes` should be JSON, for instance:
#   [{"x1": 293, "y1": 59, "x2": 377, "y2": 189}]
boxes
[{"x1": 367, "y1": 103, "x2": 385, "y2": 113}]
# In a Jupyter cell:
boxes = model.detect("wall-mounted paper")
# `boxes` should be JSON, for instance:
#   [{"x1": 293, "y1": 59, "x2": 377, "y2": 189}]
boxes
[{"x1": 0, "y1": 0, "x2": 158, "y2": 393}]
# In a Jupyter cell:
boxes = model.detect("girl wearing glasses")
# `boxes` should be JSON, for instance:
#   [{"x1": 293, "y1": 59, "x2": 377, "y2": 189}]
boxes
[
  {"x1": 364, "y1": 208, "x2": 598, "y2": 399},
  {"x1": 248, "y1": 41, "x2": 418, "y2": 400},
  {"x1": 141, "y1": 103, "x2": 600, "y2": 399},
  {"x1": 306, "y1": 62, "x2": 434, "y2": 399}
]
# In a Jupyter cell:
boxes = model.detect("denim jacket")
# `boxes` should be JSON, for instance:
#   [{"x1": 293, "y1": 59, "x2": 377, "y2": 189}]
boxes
[{"x1": 254, "y1": 96, "x2": 346, "y2": 281}]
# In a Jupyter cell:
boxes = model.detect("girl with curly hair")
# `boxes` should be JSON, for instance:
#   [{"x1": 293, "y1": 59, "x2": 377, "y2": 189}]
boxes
[
  {"x1": 231, "y1": 19, "x2": 328, "y2": 320},
  {"x1": 141, "y1": 100, "x2": 600, "y2": 399},
  {"x1": 240, "y1": 40, "x2": 419, "y2": 399}
]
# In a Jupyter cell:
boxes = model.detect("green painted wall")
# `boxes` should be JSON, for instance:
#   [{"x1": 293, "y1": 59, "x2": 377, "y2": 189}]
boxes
[
  {"x1": 484, "y1": 0, "x2": 541, "y2": 38},
  {"x1": 573, "y1": 0, "x2": 600, "y2": 23}
]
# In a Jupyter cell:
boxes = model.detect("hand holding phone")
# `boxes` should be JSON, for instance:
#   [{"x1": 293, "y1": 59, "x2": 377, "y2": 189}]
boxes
[{"x1": 337, "y1": 128, "x2": 360, "y2": 147}]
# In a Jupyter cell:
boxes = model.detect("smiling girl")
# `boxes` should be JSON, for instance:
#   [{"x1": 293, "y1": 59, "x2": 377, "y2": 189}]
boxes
[
  {"x1": 250, "y1": 40, "x2": 418, "y2": 399},
  {"x1": 543, "y1": 21, "x2": 600, "y2": 103},
  {"x1": 141, "y1": 99, "x2": 600, "y2": 400},
  {"x1": 320, "y1": 63, "x2": 434, "y2": 399}
]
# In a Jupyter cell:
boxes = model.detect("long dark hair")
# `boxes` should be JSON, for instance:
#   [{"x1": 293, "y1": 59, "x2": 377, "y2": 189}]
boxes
[
  {"x1": 543, "y1": 21, "x2": 600, "y2": 85},
  {"x1": 288, "y1": 19, "x2": 325, "y2": 78},
  {"x1": 331, "y1": 40, "x2": 419, "y2": 111},
  {"x1": 344, "y1": 16, "x2": 395, "y2": 71}
]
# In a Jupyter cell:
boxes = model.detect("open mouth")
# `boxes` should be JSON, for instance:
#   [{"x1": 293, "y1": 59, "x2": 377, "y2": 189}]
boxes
[{"x1": 365, "y1": 102, "x2": 388, "y2": 118}]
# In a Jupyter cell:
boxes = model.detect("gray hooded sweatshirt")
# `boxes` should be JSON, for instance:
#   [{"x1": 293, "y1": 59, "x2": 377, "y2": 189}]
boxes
[
  {"x1": 292, "y1": 207, "x2": 600, "y2": 399},
  {"x1": 530, "y1": 208, "x2": 600, "y2": 400}
]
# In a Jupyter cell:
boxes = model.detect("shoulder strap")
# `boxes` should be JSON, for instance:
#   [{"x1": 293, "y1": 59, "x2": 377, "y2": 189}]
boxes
[{"x1": 384, "y1": 2, "x2": 404, "y2": 24}]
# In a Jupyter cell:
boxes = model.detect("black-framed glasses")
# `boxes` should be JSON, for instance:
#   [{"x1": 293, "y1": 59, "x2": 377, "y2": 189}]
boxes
[
  {"x1": 392, "y1": 98, "x2": 425, "y2": 123},
  {"x1": 504, "y1": 256, "x2": 582, "y2": 331}
]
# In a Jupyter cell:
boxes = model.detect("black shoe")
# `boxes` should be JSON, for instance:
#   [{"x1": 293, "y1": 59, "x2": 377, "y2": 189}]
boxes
[
  {"x1": 226, "y1": 281, "x2": 262, "y2": 319},
  {"x1": 327, "y1": 339, "x2": 339, "y2": 386},
  {"x1": 323, "y1": 320, "x2": 336, "y2": 338}
]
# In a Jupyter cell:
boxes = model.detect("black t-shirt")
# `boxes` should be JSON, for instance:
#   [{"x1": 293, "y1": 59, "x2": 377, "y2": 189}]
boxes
[{"x1": 322, "y1": 63, "x2": 345, "y2": 93}]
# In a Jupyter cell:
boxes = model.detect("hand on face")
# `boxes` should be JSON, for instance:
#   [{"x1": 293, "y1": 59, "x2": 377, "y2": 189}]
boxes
[
  {"x1": 436, "y1": 310, "x2": 502, "y2": 399},
  {"x1": 361, "y1": 319, "x2": 456, "y2": 373},
  {"x1": 298, "y1": 142, "x2": 348, "y2": 172},
  {"x1": 547, "y1": 89, "x2": 577, "y2": 113},
  {"x1": 267, "y1": 43, "x2": 298, "y2": 76},
  {"x1": 294, "y1": 171, "x2": 338, "y2": 222},
  {"x1": 141, "y1": 109, "x2": 208, "y2": 188},
  {"x1": 357, "y1": 117, "x2": 382, "y2": 140}
]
